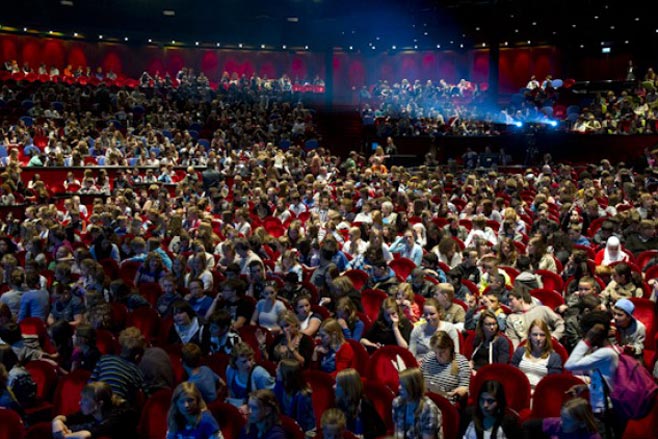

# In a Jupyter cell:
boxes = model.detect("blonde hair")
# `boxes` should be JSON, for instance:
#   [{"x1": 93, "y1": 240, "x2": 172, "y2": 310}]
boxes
[{"x1": 167, "y1": 382, "x2": 207, "y2": 433}]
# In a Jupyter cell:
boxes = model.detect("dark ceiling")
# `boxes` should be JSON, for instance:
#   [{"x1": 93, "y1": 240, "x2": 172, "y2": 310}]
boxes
[{"x1": 0, "y1": 0, "x2": 654, "y2": 52}]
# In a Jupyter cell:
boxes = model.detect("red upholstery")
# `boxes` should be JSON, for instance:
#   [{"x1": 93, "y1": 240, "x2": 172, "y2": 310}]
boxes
[
  {"x1": 95, "y1": 329, "x2": 120, "y2": 355},
  {"x1": 99, "y1": 258, "x2": 120, "y2": 280},
  {"x1": 520, "y1": 374, "x2": 586, "y2": 422},
  {"x1": 280, "y1": 415, "x2": 305, "y2": 439},
  {"x1": 388, "y1": 257, "x2": 417, "y2": 282},
  {"x1": 365, "y1": 345, "x2": 419, "y2": 393},
  {"x1": 636, "y1": 250, "x2": 658, "y2": 271},
  {"x1": 470, "y1": 364, "x2": 531, "y2": 413},
  {"x1": 344, "y1": 269, "x2": 369, "y2": 291},
  {"x1": 53, "y1": 369, "x2": 92, "y2": 416},
  {"x1": 127, "y1": 306, "x2": 162, "y2": 342},
  {"x1": 137, "y1": 388, "x2": 173, "y2": 439},
  {"x1": 208, "y1": 401, "x2": 246, "y2": 439},
  {"x1": 426, "y1": 392, "x2": 460, "y2": 439},
  {"x1": 624, "y1": 394, "x2": 658, "y2": 438},
  {"x1": 530, "y1": 288, "x2": 565, "y2": 309},
  {"x1": 24, "y1": 422, "x2": 51, "y2": 439},
  {"x1": 303, "y1": 370, "x2": 336, "y2": 429},
  {"x1": 137, "y1": 282, "x2": 163, "y2": 307},
  {"x1": 535, "y1": 269, "x2": 564, "y2": 293},
  {"x1": 629, "y1": 298, "x2": 657, "y2": 365},
  {"x1": 237, "y1": 325, "x2": 273, "y2": 363},
  {"x1": 25, "y1": 360, "x2": 58, "y2": 402},
  {"x1": 346, "y1": 339, "x2": 370, "y2": 376},
  {"x1": 499, "y1": 266, "x2": 520, "y2": 283},
  {"x1": 0, "y1": 408, "x2": 25, "y2": 439},
  {"x1": 205, "y1": 352, "x2": 231, "y2": 381},
  {"x1": 364, "y1": 380, "x2": 395, "y2": 433},
  {"x1": 461, "y1": 279, "x2": 480, "y2": 297},
  {"x1": 19, "y1": 317, "x2": 57, "y2": 355},
  {"x1": 119, "y1": 260, "x2": 142, "y2": 286},
  {"x1": 518, "y1": 337, "x2": 569, "y2": 365},
  {"x1": 361, "y1": 289, "x2": 388, "y2": 323}
]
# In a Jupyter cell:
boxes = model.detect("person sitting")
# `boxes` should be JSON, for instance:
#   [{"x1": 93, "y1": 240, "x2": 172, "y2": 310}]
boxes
[
  {"x1": 239, "y1": 389, "x2": 286, "y2": 439},
  {"x1": 409, "y1": 298, "x2": 460, "y2": 361},
  {"x1": 334, "y1": 368, "x2": 386, "y2": 439},
  {"x1": 435, "y1": 282, "x2": 465, "y2": 326},
  {"x1": 360, "y1": 297, "x2": 412, "y2": 353},
  {"x1": 165, "y1": 381, "x2": 223, "y2": 439},
  {"x1": 420, "y1": 331, "x2": 470, "y2": 405},
  {"x1": 392, "y1": 367, "x2": 444, "y2": 439},
  {"x1": 320, "y1": 409, "x2": 348, "y2": 439},
  {"x1": 70, "y1": 324, "x2": 101, "y2": 372},
  {"x1": 470, "y1": 310, "x2": 511, "y2": 373},
  {"x1": 312, "y1": 318, "x2": 355, "y2": 377},
  {"x1": 599, "y1": 263, "x2": 644, "y2": 308},
  {"x1": 264, "y1": 311, "x2": 313, "y2": 367},
  {"x1": 594, "y1": 236, "x2": 629, "y2": 267},
  {"x1": 610, "y1": 298, "x2": 645, "y2": 360},
  {"x1": 524, "y1": 397, "x2": 602, "y2": 439},
  {"x1": 207, "y1": 309, "x2": 242, "y2": 356},
  {"x1": 181, "y1": 343, "x2": 224, "y2": 403},
  {"x1": 250, "y1": 280, "x2": 287, "y2": 335},
  {"x1": 505, "y1": 289, "x2": 565, "y2": 349},
  {"x1": 0, "y1": 363, "x2": 21, "y2": 414},
  {"x1": 51, "y1": 381, "x2": 138, "y2": 439},
  {"x1": 511, "y1": 319, "x2": 563, "y2": 392},
  {"x1": 396, "y1": 282, "x2": 421, "y2": 324},
  {"x1": 225, "y1": 343, "x2": 275, "y2": 409},
  {"x1": 461, "y1": 380, "x2": 522, "y2": 439},
  {"x1": 273, "y1": 359, "x2": 315, "y2": 436},
  {"x1": 335, "y1": 297, "x2": 365, "y2": 341},
  {"x1": 168, "y1": 300, "x2": 211, "y2": 353}
]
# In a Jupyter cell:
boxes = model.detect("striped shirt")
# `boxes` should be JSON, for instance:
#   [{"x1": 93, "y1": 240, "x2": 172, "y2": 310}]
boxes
[
  {"x1": 420, "y1": 352, "x2": 471, "y2": 395},
  {"x1": 90, "y1": 355, "x2": 145, "y2": 400}
]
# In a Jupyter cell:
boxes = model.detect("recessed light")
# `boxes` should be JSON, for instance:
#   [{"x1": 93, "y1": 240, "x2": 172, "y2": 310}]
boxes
[
  {"x1": 163, "y1": 9, "x2": 175, "y2": 16},
  {"x1": 371, "y1": 46, "x2": 376, "y2": 50},
  {"x1": 424, "y1": 32, "x2": 428, "y2": 36},
  {"x1": 349, "y1": 46, "x2": 353, "y2": 50},
  {"x1": 148, "y1": 39, "x2": 152, "y2": 43},
  {"x1": 376, "y1": 37, "x2": 380, "y2": 41},
  {"x1": 514, "y1": 29, "x2": 519, "y2": 33},
  {"x1": 124, "y1": 37, "x2": 128, "y2": 41},
  {"x1": 482, "y1": 43, "x2": 486, "y2": 47},
  {"x1": 392, "y1": 45, "x2": 396, "y2": 50},
  {"x1": 23, "y1": 27, "x2": 27, "y2": 32},
  {"x1": 260, "y1": 44, "x2": 265, "y2": 49},
  {"x1": 504, "y1": 41, "x2": 508, "y2": 46},
  {"x1": 73, "y1": 32, "x2": 78, "y2": 37},
  {"x1": 436, "y1": 44, "x2": 441, "y2": 48},
  {"x1": 610, "y1": 26, "x2": 615, "y2": 30},
  {"x1": 171, "y1": 40, "x2": 176, "y2": 44},
  {"x1": 195, "y1": 42, "x2": 199, "y2": 46},
  {"x1": 414, "y1": 45, "x2": 418, "y2": 49},
  {"x1": 528, "y1": 40, "x2": 531, "y2": 44},
  {"x1": 594, "y1": 15, "x2": 599, "y2": 19},
  {"x1": 282, "y1": 44, "x2": 286, "y2": 49},
  {"x1": 459, "y1": 44, "x2": 464, "y2": 48},
  {"x1": 287, "y1": 17, "x2": 299, "y2": 22},
  {"x1": 624, "y1": 40, "x2": 629, "y2": 44},
  {"x1": 99, "y1": 35, "x2": 103, "y2": 39},
  {"x1": 475, "y1": 27, "x2": 480, "y2": 31},
  {"x1": 49, "y1": 30, "x2": 53, "y2": 34},
  {"x1": 635, "y1": 17, "x2": 640, "y2": 21},
  {"x1": 238, "y1": 43, "x2": 242, "y2": 48},
  {"x1": 217, "y1": 43, "x2": 221, "y2": 47},
  {"x1": 580, "y1": 44, "x2": 585, "y2": 48},
  {"x1": 572, "y1": 24, "x2": 577, "y2": 28},
  {"x1": 304, "y1": 45, "x2": 308, "y2": 50}
]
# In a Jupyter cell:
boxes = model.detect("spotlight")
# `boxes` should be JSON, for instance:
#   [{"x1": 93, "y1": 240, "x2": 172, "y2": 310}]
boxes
[
  {"x1": 514, "y1": 121, "x2": 523, "y2": 128},
  {"x1": 548, "y1": 120, "x2": 558, "y2": 127}
]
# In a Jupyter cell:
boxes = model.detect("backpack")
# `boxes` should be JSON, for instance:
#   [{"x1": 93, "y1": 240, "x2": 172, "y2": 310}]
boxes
[{"x1": 599, "y1": 350, "x2": 658, "y2": 420}]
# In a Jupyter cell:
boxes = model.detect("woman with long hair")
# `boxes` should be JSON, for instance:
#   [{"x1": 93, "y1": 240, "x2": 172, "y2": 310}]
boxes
[
  {"x1": 273, "y1": 359, "x2": 315, "y2": 435},
  {"x1": 265, "y1": 311, "x2": 313, "y2": 367},
  {"x1": 312, "y1": 318, "x2": 355, "y2": 377},
  {"x1": 225, "y1": 343, "x2": 275, "y2": 408},
  {"x1": 392, "y1": 367, "x2": 443, "y2": 439},
  {"x1": 239, "y1": 389, "x2": 286, "y2": 439},
  {"x1": 360, "y1": 297, "x2": 413, "y2": 352},
  {"x1": 420, "y1": 331, "x2": 470, "y2": 405},
  {"x1": 470, "y1": 310, "x2": 510, "y2": 372},
  {"x1": 462, "y1": 380, "x2": 521, "y2": 439},
  {"x1": 335, "y1": 296, "x2": 365, "y2": 341},
  {"x1": 510, "y1": 319, "x2": 563, "y2": 391},
  {"x1": 409, "y1": 298, "x2": 460, "y2": 361},
  {"x1": 335, "y1": 368, "x2": 386, "y2": 439},
  {"x1": 165, "y1": 381, "x2": 222, "y2": 439}
]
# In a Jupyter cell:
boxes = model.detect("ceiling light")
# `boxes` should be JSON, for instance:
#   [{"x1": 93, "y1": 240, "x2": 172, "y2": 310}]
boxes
[
  {"x1": 171, "y1": 40, "x2": 176, "y2": 44},
  {"x1": 371, "y1": 46, "x2": 376, "y2": 50},
  {"x1": 349, "y1": 46, "x2": 353, "y2": 50},
  {"x1": 610, "y1": 26, "x2": 615, "y2": 30},
  {"x1": 594, "y1": 15, "x2": 599, "y2": 19},
  {"x1": 450, "y1": 40, "x2": 454, "y2": 44},
  {"x1": 287, "y1": 17, "x2": 299, "y2": 22},
  {"x1": 238, "y1": 43, "x2": 242, "y2": 48},
  {"x1": 124, "y1": 37, "x2": 128, "y2": 41},
  {"x1": 436, "y1": 44, "x2": 441, "y2": 48},
  {"x1": 572, "y1": 24, "x2": 577, "y2": 28},
  {"x1": 392, "y1": 45, "x2": 396, "y2": 50},
  {"x1": 282, "y1": 44, "x2": 286, "y2": 49},
  {"x1": 459, "y1": 44, "x2": 464, "y2": 48},
  {"x1": 475, "y1": 27, "x2": 480, "y2": 31},
  {"x1": 482, "y1": 43, "x2": 486, "y2": 47},
  {"x1": 504, "y1": 41, "x2": 508, "y2": 46},
  {"x1": 73, "y1": 32, "x2": 78, "y2": 37},
  {"x1": 148, "y1": 39, "x2": 152, "y2": 43},
  {"x1": 163, "y1": 10, "x2": 175, "y2": 16},
  {"x1": 424, "y1": 32, "x2": 428, "y2": 36},
  {"x1": 60, "y1": 0, "x2": 73, "y2": 5},
  {"x1": 528, "y1": 40, "x2": 531, "y2": 44},
  {"x1": 99, "y1": 35, "x2": 103, "y2": 39},
  {"x1": 514, "y1": 29, "x2": 519, "y2": 33},
  {"x1": 414, "y1": 45, "x2": 418, "y2": 49},
  {"x1": 624, "y1": 40, "x2": 629, "y2": 44},
  {"x1": 376, "y1": 37, "x2": 380, "y2": 41},
  {"x1": 602, "y1": 47, "x2": 611, "y2": 53},
  {"x1": 23, "y1": 27, "x2": 27, "y2": 32},
  {"x1": 195, "y1": 42, "x2": 199, "y2": 46},
  {"x1": 635, "y1": 17, "x2": 640, "y2": 21},
  {"x1": 217, "y1": 43, "x2": 221, "y2": 47},
  {"x1": 532, "y1": 22, "x2": 537, "y2": 26},
  {"x1": 580, "y1": 44, "x2": 584, "y2": 48},
  {"x1": 305, "y1": 45, "x2": 309, "y2": 50}
]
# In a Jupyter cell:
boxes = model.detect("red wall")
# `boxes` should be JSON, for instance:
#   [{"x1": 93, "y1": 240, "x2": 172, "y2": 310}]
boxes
[{"x1": 1, "y1": 33, "x2": 630, "y2": 98}]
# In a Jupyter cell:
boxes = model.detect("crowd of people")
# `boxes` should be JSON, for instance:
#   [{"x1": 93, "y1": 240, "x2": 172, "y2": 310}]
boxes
[
  {"x1": 0, "y1": 57, "x2": 658, "y2": 439},
  {"x1": 359, "y1": 67, "x2": 658, "y2": 138}
]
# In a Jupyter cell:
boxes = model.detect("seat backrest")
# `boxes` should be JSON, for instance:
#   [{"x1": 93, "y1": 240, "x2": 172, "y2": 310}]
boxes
[
  {"x1": 208, "y1": 400, "x2": 246, "y2": 439},
  {"x1": 388, "y1": 257, "x2": 417, "y2": 281},
  {"x1": 127, "y1": 306, "x2": 162, "y2": 341},
  {"x1": 470, "y1": 363, "x2": 531, "y2": 412},
  {"x1": 426, "y1": 392, "x2": 460, "y2": 439},
  {"x1": 531, "y1": 374, "x2": 586, "y2": 419},
  {"x1": 363, "y1": 380, "x2": 395, "y2": 433},
  {"x1": 303, "y1": 370, "x2": 336, "y2": 429},
  {"x1": 361, "y1": 289, "x2": 388, "y2": 323},
  {"x1": 24, "y1": 360, "x2": 58, "y2": 401},
  {"x1": 95, "y1": 329, "x2": 120, "y2": 355},
  {"x1": 346, "y1": 339, "x2": 370, "y2": 376},
  {"x1": 535, "y1": 269, "x2": 564, "y2": 293},
  {"x1": 630, "y1": 298, "x2": 657, "y2": 350},
  {"x1": 365, "y1": 346, "x2": 419, "y2": 393},
  {"x1": 0, "y1": 408, "x2": 24, "y2": 439},
  {"x1": 137, "y1": 388, "x2": 173, "y2": 439},
  {"x1": 205, "y1": 352, "x2": 231, "y2": 381},
  {"x1": 54, "y1": 369, "x2": 92, "y2": 416},
  {"x1": 530, "y1": 288, "x2": 565, "y2": 309},
  {"x1": 343, "y1": 269, "x2": 369, "y2": 291}
]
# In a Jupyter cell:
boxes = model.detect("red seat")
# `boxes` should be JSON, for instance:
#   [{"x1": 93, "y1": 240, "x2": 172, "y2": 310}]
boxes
[
  {"x1": 110, "y1": 302, "x2": 128, "y2": 329},
  {"x1": 519, "y1": 374, "x2": 586, "y2": 422},
  {"x1": 361, "y1": 289, "x2": 388, "y2": 323},
  {"x1": 119, "y1": 260, "x2": 142, "y2": 287},
  {"x1": 365, "y1": 345, "x2": 419, "y2": 393},
  {"x1": 205, "y1": 352, "x2": 231, "y2": 381},
  {"x1": 530, "y1": 288, "x2": 565, "y2": 310},
  {"x1": 95, "y1": 329, "x2": 120, "y2": 355},
  {"x1": 19, "y1": 317, "x2": 57, "y2": 355},
  {"x1": 238, "y1": 325, "x2": 273, "y2": 363},
  {"x1": 426, "y1": 392, "x2": 460, "y2": 439},
  {"x1": 637, "y1": 250, "x2": 658, "y2": 271},
  {"x1": 0, "y1": 408, "x2": 24, "y2": 439},
  {"x1": 127, "y1": 307, "x2": 162, "y2": 342},
  {"x1": 137, "y1": 282, "x2": 163, "y2": 307},
  {"x1": 388, "y1": 257, "x2": 417, "y2": 282},
  {"x1": 470, "y1": 364, "x2": 531, "y2": 413},
  {"x1": 168, "y1": 351, "x2": 186, "y2": 384},
  {"x1": 572, "y1": 244, "x2": 596, "y2": 260},
  {"x1": 53, "y1": 369, "x2": 92, "y2": 416},
  {"x1": 624, "y1": 394, "x2": 658, "y2": 439},
  {"x1": 346, "y1": 339, "x2": 370, "y2": 376},
  {"x1": 364, "y1": 379, "x2": 395, "y2": 434},
  {"x1": 461, "y1": 279, "x2": 480, "y2": 297},
  {"x1": 25, "y1": 422, "x2": 51, "y2": 439},
  {"x1": 629, "y1": 298, "x2": 657, "y2": 366},
  {"x1": 499, "y1": 266, "x2": 520, "y2": 283},
  {"x1": 343, "y1": 269, "x2": 369, "y2": 291},
  {"x1": 535, "y1": 269, "x2": 564, "y2": 293},
  {"x1": 208, "y1": 401, "x2": 246, "y2": 439},
  {"x1": 355, "y1": 311, "x2": 373, "y2": 335},
  {"x1": 303, "y1": 370, "x2": 336, "y2": 429},
  {"x1": 24, "y1": 360, "x2": 58, "y2": 402},
  {"x1": 280, "y1": 415, "x2": 305, "y2": 439},
  {"x1": 99, "y1": 258, "x2": 120, "y2": 280},
  {"x1": 137, "y1": 388, "x2": 173, "y2": 439}
]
